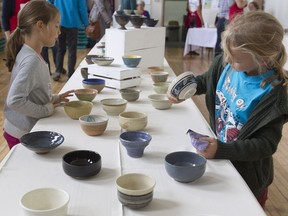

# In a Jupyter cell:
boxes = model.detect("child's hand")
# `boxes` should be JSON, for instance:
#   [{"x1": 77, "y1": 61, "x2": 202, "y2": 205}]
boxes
[
  {"x1": 197, "y1": 137, "x2": 218, "y2": 159},
  {"x1": 59, "y1": 90, "x2": 74, "y2": 103},
  {"x1": 167, "y1": 93, "x2": 185, "y2": 104}
]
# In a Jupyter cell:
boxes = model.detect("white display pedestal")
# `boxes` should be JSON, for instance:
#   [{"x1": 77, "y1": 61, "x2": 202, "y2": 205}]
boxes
[{"x1": 105, "y1": 27, "x2": 166, "y2": 68}]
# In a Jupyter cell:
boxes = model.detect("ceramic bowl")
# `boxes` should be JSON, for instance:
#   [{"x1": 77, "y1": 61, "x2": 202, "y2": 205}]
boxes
[
  {"x1": 100, "y1": 98, "x2": 127, "y2": 116},
  {"x1": 133, "y1": 10, "x2": 141, "y2": 16},
  {"x1": 62, "y1": 150, "x2": 102, "y2": 178},
  {"x1": 91, "y1": 57, "x2": 114, "y2": 66},
  {"x1": 144, "y1": 18, "x2": 159, "y2": 27},
  {"x1": 168, "y1": 71, "x2": 197, "y2": 100},
  {"x1": 63, "y1": 101, "x2": 93, "y2": 120},
  {"x1": 130, "y1": 15, "x2": 145, "y2": 28},
  {"x1": 148, "y1": 94, "x2": 172, "y2": 110},
  {"x1": 79, "y1": 115, "x2": 108, "y2": 136},
  {"x1": 82, "y1": 78, "x2": 105, "y2": 93},
  {"x1": 120, "y1": 131, "x2": 152, "y2": 158},
  {"x1": 116, "y1": 10, "x2": 125, "y2": 15},
  {"x1": 119, "y1": 111, "x2": 147, "y2": 131},
  {"x1": 150, "y1": 72, "x2": 169, "y2": 83},
  {"x1": 114, "y1": 14, "x2": 130, "y2": 30},
  {"x1": 123, "y1": 9, "x2": 132, "y2": 15},
  {"x1": 20, "y1": 188, "x2": 69, "y2": 216},
  {"x1": 120, "y1": 88, "x2": 141, "y2": 102},
  {"x1": 165, "y1": 151, "x2": 206, "y2": 183},
  {"x1": 153, "y1": 82, "x2": 170, "y2": 94},
  {"x1": 116, "y1": 173, "x2": 156, "y2": 208},
  {"x1": 147, "y1": 66, "x2": 164, "y2": 73},
  {"x1": 122, "y1": 55, "x2": 142, "y2": 68},
  {"x1": 20, "y1": 131, "x2": 64, "y2": 154},
  {"x1": 74, "y1": 88, "x2": 97, "y2": 102}
]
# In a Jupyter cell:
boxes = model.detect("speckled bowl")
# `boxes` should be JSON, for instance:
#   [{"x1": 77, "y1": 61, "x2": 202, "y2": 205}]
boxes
[
  {"x1": 120, "y1": 88, "x2": 141, "y2": 102},
  {"x1": 119, "y1": 111, "x2": 147, "y2": 131},
  {"x1": 150, "y1": 72, "x2": 169, "y2": 83},
  {"x1": 79, "y1": 115, "x2": 108, "y2": 136},
  {"x1": 74, "y1": 88, "x2": 97, "y2": 102},
  {"x1": 63, "y1": 101, "x2": 93, "y2": 120},
  {"x1": 100, "y1": 98, "x2": 127, "y2": 116}
]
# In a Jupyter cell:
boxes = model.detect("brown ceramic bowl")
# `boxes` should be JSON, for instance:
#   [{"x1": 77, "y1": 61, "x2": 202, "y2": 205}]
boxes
[
  {"x1": 79, "y1": 115, "x2": 108, "y2": 136},
  {"x1": 75, "y1": 89, "x2": 98, "y2": 102}
]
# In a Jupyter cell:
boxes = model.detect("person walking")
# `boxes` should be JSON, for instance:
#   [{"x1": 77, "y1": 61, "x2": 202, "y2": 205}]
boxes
[
  {"x1": 48, "y1": 0, "x2": 89, "y2": 81},
  {"x1": 214, "y1": 0, "x2": 229, "y2": 57}
]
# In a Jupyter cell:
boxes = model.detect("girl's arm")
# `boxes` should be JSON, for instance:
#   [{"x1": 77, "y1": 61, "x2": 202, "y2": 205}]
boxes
[{"x1": 6, "y1": 57, "x2": 54, "y2": 119}]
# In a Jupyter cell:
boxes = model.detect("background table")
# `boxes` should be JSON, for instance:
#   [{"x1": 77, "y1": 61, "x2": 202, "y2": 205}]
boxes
[
  {"x1": 0, "y1": 44, "x2": 266, "y2": 216},
  {"x1": 184, "y1": 28, "x2": 217, "y2": 56}
]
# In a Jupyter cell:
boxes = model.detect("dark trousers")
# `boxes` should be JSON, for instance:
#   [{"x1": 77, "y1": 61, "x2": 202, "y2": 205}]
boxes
[
  {"x1": 214, "y1": 17, "x2": 228, "y2": 57},
  {"x1": 42, "y1": 44, "x2": 58, "y2": 72},
  {"x1": 56, "y1": 27, "x2": 78, "y2": 78}
]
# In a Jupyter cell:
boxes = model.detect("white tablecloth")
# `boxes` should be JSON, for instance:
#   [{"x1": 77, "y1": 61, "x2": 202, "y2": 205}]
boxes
[
  {"x1": 0, "y1": 44, "x2": 266, "y2": 216},
  {"x1": 184, "y1": 28, "x2": 217, "y2": 56}
]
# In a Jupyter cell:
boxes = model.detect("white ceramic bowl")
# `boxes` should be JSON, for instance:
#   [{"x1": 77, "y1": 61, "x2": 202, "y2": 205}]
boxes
[
  {"x1": 116, "y1": 173, "x2": 156, "y2": 196},
  {"x1": 153, "y1": 82, "x2": 170, "y2": 94},
  {"x1": 91, "y1": 57, "x2": 114, "y2": 66},
  {"x1": 148, "y1": 94, "x2": 172, "y2": 110},
  {"x1": 100, "y1": 98, "x2": 127, "y2": 116},
  {"x1": 119, "y1": 111, "x2": 147, "y2": 131},
  {"x1": 20, "y1": 188, "x2": 69, "y2": 216},
  {"x1": 168, "y1": 71, "x2": 197, "y2": 100}
]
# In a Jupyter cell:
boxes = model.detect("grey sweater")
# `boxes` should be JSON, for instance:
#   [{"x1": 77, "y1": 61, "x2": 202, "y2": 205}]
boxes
[{"x1": 4, "y1": 44, "x2": 59, "y2": 138}]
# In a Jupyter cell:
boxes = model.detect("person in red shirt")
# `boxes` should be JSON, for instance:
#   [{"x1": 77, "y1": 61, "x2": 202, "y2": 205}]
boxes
[
  {"x1": 1, "y1": 0, "x2": 31, "y2": 39},
  {"x1": 228, "y1": 0, "x2": 247, "y2": 22}
]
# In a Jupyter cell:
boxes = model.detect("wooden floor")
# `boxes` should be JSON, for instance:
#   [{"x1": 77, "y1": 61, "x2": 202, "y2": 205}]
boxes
[{"x1": 0, "y1": 45, "x2": 287, "y2": 215}]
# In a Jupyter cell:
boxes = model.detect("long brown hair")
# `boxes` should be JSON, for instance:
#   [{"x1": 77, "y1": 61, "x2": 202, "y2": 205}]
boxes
[
  {"x1": 5, "y1": 0, "x2": 59, "y2": 72},
  {"x1": 222, "y1": 11, "x2": 288, "y2": 87}
]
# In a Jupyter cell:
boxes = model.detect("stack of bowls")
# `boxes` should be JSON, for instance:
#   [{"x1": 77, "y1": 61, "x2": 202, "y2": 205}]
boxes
[
  {"x1": 62, "y1": 150, "x2": 102, "y2": 178},
  {"x1": 119, "y1": 111, "x2": 147, "y2": 131},
  {"x1": 116, "y1": 173, "x2": 156, "y2": 209},
  {"x1": 63, "y1": 101, "x2": 93, "y2": 120},
  {"x1": 148, "y1": 94, "x2": 172, "y2": 110},
  {"x1": 165, "y1": 151, "x2": 206, "y2": 183},
  {"x1": 100, "y1": 98, "x2": 127, "y2": 116},
  {"x1": 74, "y1": 89, "x2": 97, "y2": 102},
  {"x1": 82, "y1": 78, "x2": 105, "y2": 93},
  {"x1": 79, "y1": 115, "x2": 108, "y2": 136}
]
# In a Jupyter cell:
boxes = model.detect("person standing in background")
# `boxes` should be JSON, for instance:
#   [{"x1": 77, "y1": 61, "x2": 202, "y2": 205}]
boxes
[
  {"x1": 121, "y1": 0, "x2": 137, "y2": 10},
  {"x1": 1, "y1": 0, "x2": 31, "y2": 39},
  {"x1": 185, "y1": 0, "x2": 203, "y2": 29},
  {"x1": 89, "y1": 0, "x2": 112, "y2": 41},
  {"x1": 136, "y1": 1, "x2": 150, "y2": 18},
  {"x1": 228, "y1": 0, "x2": 247, "y2": 22},
  {"x1": 214, "y1": 0, "x2": 229, "y2": 57},
  {"x1": 48, "y1": 0, "x2": 89, "y2": 81}
]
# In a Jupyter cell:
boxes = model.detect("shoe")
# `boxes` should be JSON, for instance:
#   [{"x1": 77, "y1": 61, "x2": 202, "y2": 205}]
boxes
[
  {"x1": 189, "y1": 51, "x2": 200, "y2": 56},
  {"x1": 61, "y1": 68, "x2": 67, "y2": 74},
  {"x1": 53, "y1": 72, "x2": 61, "y2": 81}
]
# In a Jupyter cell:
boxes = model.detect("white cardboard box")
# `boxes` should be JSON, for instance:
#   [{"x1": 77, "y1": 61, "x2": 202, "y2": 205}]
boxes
[{"x1": 105, "y1": 27, "x2": 166, "y2": 68}]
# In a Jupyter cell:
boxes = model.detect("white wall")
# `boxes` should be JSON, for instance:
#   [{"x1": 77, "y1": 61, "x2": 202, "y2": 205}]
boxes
[
  {"x1": 164, "y1": 0, "x2": 187, "y2": 27},
  {"x1": 264, "y1": 0, "x2": 288, "y2": 29}
]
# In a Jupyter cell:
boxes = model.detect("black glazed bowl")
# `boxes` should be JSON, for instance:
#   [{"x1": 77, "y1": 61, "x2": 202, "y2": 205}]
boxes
[
  {"x1": 130, "y1": 15, "x2": 145, "y2": 28},
  {"x1": 62, "y1": 150, "x2": 102, "y2": 178},
  {"x1": 114, "y1": 14, "x2": 130, "y2": 30},
  {"x1": 20, "y1": 131, "x2": 64, "y2": 154},
  {"x1": 144, "y1": 18, "x2": 159, "y2": 27}
]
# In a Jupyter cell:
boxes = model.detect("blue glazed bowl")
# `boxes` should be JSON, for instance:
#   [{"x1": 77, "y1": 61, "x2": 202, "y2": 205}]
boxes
[
  {"x1": 20, "y1": 131, "x2": 64, "y2": 154},
  {"x1": 165, "y1": 151, "x2": 206, "y2": 183},
  {"x1": 120, "y1": 131, "x2": 152, "y2": 158},
  {"x1": 62, "y1": 150, "x2": 102, "y2": 178},
  {"x1": 82, "y1": 78, "x2": 105, "y2": 93},
  {"x1": 168, "y1": 72, "x2": 197, "y2": 100},
  {"x1": 122, "y1": 55, "x2": 142, "y2": 68}
]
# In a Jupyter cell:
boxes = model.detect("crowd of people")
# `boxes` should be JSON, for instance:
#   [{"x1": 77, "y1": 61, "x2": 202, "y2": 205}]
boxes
[{"x1": 1, "y1": 0, "x2": 287, "y2": 211}]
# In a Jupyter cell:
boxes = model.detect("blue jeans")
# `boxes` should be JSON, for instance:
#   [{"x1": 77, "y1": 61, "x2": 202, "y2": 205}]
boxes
[{"x1": 214, "y1": 17, "x2": 228, "y2": 57}]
